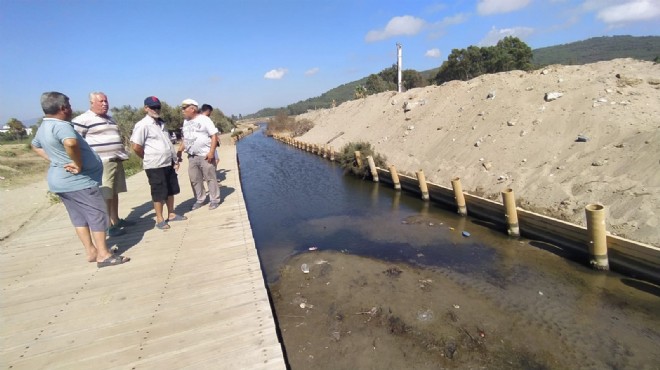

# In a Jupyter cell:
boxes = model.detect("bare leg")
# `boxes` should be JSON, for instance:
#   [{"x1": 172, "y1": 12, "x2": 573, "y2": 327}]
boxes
[
  {"x1": 166, "y1": 195, "x2": 177, "y2": 219},
  {"x1": 153, "y1": 200, "x2": 165, "y2": 224},
  {"x1": 107, "y1": 195, "x2": 120, "y2": 226},
  {"x1": 74, "y1": 227, "x2": 113, "y2": 262}
]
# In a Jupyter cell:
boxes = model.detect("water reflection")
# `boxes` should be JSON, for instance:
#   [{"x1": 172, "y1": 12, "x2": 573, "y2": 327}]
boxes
[{"x1": 239, "y1": 128, "x2": 509, "y2": 282}]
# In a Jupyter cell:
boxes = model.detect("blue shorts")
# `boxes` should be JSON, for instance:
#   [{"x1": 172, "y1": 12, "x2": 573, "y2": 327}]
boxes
[{"x1": 58, "y1": 187, "x2": 108, "y2": 232}]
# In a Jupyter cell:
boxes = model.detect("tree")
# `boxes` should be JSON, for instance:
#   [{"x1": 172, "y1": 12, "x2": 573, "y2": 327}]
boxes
[
  {"x1": 434, "y1": 37, "x2": 533, "y2": 84},
  {"x1": 495, "y1": 36, "x2": 533, "y2": 71},
  {"x1": 354, "y1": 85, "x2": 367, "y2": 99},
  {"x1": 378, "y1": 64, "x2": 398, "y2": 86},
  {"x1": 365, "y1": 74, "x2": 388, "y2": 95},
  {"x1": 402, "y1": 69, "x2": 426, "y2": 90},
  {"x1": 6, "y1": 118, "x2": 26, "y2": 140}
]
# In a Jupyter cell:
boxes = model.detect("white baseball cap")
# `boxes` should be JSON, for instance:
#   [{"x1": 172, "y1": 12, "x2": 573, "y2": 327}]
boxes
[{"x1": 181, "y1": 98, "x2": 199, "y2": 107}]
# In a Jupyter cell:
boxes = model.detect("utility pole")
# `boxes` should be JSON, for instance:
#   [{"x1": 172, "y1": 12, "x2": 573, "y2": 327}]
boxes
[{"x1": 396, "y1": 43, "x2": 403, "y2": 93}]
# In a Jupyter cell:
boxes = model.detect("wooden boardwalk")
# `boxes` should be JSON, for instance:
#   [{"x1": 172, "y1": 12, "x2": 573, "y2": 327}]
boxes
[{"x1": 0, "y1": 140, "x2": 287, "y2": 369}]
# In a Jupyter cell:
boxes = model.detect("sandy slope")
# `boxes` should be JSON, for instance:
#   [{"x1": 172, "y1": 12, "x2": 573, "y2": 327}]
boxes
[{"x1": 298, "y1": 58, "x2": 660, "y2": 247}]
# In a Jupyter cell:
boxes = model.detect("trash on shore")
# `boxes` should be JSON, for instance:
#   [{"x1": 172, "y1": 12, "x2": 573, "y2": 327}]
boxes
[
  {"x1": 462, "y1": 231, "x2": 471, "y2": 237},
  {"x1": 301, "y1": 263, "x2": 310, "y2": 273},
  {"x1": 308, "y1": 246, "x2": 318, "y2": 251}
]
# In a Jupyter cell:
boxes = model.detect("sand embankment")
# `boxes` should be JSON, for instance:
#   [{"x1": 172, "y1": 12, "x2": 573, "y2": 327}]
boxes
[{"x1": 298, "y1": 58, "x2": 660, "y2": 247}]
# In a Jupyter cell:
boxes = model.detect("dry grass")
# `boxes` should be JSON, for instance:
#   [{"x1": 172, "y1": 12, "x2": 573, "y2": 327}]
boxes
[{"x1": 0, "y1": 143, "x2": 49, "y2": 189}]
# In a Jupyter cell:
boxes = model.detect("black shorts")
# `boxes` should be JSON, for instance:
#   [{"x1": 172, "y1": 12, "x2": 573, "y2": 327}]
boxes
[{"x1": 145, "y1": 166, "x2": 180, "y2": 202}]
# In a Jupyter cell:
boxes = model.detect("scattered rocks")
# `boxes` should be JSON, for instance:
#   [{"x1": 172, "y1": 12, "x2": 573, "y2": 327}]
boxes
[
  {"x1": 384, "y1": 266, "x2": 403, "y2": 277},
  {"x1": 544, "y1": 92, "x2": 563, "y2": 102},
  {"x1": 520, "y1": 130, "x2": 527, "y2": 137},
  {"x1": 486, "y1": 91, "x2": 496, "y2": 100},
  {"x1": 482, "y1": 162, "x2": 492, "y2": 171},
  {"x1": 576, "y1": 135, "x2": 589, "y2": 142},
  {"x1": 615, "y1": 74, "x2": 643, "y2": 87},
  {"x1": 541, "y1": 69, "x2": 549, "y2": 75},
  {"x1": 648, "y1": 78, "x2": 660, "y2": 85},
  {"x1": 592, "y1": 160, "x2": 606, "y2": 167},
  {"x1": 507, "y1": 120, "x2": 516, "y2": 126}
]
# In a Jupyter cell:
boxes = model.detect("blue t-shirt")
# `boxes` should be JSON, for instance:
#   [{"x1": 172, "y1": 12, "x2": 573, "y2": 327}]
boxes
[{"x1": 32, "y1": 118, "x2": 103, "y2": 193}]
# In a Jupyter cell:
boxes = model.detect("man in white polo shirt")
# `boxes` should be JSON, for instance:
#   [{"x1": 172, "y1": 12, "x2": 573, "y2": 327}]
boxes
[
  {"x1": 72, "y1": 92, "x2": 131, "y2": 237},
  {"x1": 177, "y1": 98, "x2": 220, "y2": 210}
]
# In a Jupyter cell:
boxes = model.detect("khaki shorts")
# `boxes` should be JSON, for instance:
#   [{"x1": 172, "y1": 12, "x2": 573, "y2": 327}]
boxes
[{"x1": 101, "y1": 160, "x2": 128, "y2": 199}]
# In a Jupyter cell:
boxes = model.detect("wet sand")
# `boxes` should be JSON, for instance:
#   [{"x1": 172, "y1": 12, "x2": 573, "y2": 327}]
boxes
[{"x1": 270, "y1": 244, "x2": 660, "y2": 369}]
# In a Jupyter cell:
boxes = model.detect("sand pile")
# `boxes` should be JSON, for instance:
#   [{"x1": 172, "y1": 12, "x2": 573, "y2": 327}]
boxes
[{"x1": 298, "y1": 58, "x2": 660, "y2": 247}]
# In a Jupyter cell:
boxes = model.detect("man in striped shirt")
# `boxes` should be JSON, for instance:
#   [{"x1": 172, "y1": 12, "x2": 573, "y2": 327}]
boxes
[{"x1": 72, "y1": 92, "x2": 132, "y2": 237}]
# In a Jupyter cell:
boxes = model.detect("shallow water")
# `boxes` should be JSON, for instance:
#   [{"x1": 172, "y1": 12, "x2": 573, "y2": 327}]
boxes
[{"x1": 237, "y1": 128, "x2": 660, "y2": 369}]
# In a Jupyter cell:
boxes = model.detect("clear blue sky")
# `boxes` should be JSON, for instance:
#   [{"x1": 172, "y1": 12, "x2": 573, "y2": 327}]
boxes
[{"x1": 1, "y1": 0, "x2": 658, "y2": 124}]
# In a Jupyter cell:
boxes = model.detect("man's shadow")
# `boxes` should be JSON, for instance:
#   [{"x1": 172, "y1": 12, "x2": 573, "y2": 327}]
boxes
[
  {"x1": 109, "y1": 186, "x2": 236, "y2": 254},
  {"x1": 106, "y1": 201, "x2": 157, "y2": 255},
  {"x1": 216, "y1": 168, "x2": 229, "y2": 182}
]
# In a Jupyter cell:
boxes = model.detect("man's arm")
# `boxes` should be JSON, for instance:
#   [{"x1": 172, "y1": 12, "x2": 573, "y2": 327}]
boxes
[
  {"x1": 132, "y1": 143, "x2": 144, "y2": 159},
  {"x1": 31, "y1": 145, "x2": 49, "y2": 161},
  {"x1": 62, "y1": 138, "x2": 83, "y2": 172},
  {"x1": 206, "y1": 134, "x2": 218, "y2": 162}
]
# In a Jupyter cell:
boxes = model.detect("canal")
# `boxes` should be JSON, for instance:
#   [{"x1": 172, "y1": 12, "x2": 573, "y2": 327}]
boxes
[{"x1": 237, "y1": 128, "x2": 660, "y2": 369}]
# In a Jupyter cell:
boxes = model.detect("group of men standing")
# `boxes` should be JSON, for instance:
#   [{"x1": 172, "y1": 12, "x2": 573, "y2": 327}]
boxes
[{"x1": 31, "y1": 91, "x2": 223, "y2": 268}]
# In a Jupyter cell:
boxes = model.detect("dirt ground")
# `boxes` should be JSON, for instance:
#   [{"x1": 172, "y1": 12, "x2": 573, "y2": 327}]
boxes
[
  {"x1": 270, "y1": 245, "x2": 660, "y2": 369},
  {"x1": 0, "y1": 143, "x2": 51, "y2": 240}
]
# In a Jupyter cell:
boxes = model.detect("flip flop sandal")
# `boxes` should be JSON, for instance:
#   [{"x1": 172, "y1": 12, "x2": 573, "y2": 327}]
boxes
[
  {"x1": 97, "y1": 255, "x2": 130, "y2": 268},
  {"x1": 156, "y1": 220, "x2": 170, "y2": 230},
  {"x1": 168, "y1": 214, "x2": 188, "y2": 222}
]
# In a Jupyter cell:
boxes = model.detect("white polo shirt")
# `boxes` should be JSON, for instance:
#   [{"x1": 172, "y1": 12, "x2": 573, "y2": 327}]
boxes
[{"x1": 130, "y1": 115, "x2": 176, "y2": 169}]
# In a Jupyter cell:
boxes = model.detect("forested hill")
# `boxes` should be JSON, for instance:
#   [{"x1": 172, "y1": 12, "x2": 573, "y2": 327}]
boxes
[
  {"x1": 533, "y1": 35, "x2": 660, "y2": 65},
  {"x1": 246, "y1": 35, "x2": 659, "y2": 119}
]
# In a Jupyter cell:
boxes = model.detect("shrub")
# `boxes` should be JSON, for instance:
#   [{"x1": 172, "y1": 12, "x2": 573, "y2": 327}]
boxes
[
  {"x1": 265, "y1": 111, "x2": 314, "y2": 137},
  {"x1": 123, "y1": 152, "x2": 144, "y2": 178},
  {"x1": 337, "y1": 141, "x2": 387, "y2": 178}
]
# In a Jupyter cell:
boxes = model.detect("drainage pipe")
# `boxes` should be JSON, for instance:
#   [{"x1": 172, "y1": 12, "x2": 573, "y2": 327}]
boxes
[
  {"x1": 416, "y1": 170, "x2": 429, "y2": 201},
  {"x1": 451, "y1": 177, "x2": 468, "y2": 216},
  {"x1": 367, "y1": 156, "x2": 379, "y2": 182},
  {"x1": 501, "y1": 188, "x2": 520, "y2": 236},
  {"x1": 354, "y1": 151, "x2": 363, "y2": 168},
  {"x1": 389, "y1": 165, "x2": 401, "y2": 190},
  {"x1": 585, "y1": 204, "x2": 609, "y2": 270}
]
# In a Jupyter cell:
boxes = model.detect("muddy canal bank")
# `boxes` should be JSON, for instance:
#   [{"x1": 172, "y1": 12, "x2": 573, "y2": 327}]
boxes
[{"x1": 271, "y1": 246, "x2": 659, "y2": 369}]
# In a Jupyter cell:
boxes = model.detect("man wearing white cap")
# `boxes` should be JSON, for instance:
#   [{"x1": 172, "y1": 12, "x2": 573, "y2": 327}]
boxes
[{"x1": 177, "y1": 99, "x2": 221, "y2": 210}]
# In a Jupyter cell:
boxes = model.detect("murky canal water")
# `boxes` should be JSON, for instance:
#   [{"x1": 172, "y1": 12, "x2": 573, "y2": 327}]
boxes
[{"x1": 237, "y1": 128, "x2": 660, "y2": 369}]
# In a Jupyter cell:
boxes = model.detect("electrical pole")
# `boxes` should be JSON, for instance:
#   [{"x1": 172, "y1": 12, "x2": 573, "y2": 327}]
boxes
[{"x1": 397, "y1": 43, "x2": 403, "y2": 93}]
